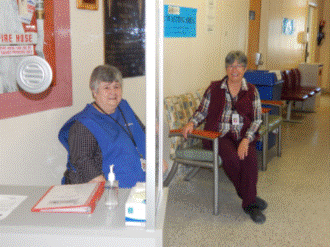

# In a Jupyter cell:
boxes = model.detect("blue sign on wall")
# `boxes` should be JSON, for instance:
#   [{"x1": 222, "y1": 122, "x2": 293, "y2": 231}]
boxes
[
  {"x1": 282, "y1": 18, "x2": 294, "y2": 35},
  {"x1": 164, "y1": 5, "x2": 197, "y2": 38}
]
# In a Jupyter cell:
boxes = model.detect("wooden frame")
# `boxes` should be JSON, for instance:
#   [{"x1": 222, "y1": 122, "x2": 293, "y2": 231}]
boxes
[{"x1": 77, "y1": 0, "x2": 98, "y2": 10}]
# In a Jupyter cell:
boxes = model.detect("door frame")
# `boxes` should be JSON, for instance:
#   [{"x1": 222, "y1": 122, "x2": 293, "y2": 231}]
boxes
[{"x1": 247, "y1": 0, "x2": 262, "y2": 70}]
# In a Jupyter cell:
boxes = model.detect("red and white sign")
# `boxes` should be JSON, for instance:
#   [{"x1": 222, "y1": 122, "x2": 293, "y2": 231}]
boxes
[
  {"x1": 18, "y1": 0, "x2": 36, "y2": 24},
  {"x1": 0, "y1": 33, "x2": 37, "y2": 45},
  {"x1": 0, "y1": 45, "x2": 34, "y2": 57}
]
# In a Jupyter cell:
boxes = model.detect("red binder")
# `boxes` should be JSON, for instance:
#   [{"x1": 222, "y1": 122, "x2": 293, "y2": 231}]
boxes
[{"x1": 31, "y1": 182, "x2": 105, "y2": 214}]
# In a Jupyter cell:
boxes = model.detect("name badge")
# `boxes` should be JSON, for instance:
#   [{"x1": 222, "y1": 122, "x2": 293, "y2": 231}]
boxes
[
  {"x1": 140, "y1": 157, "x2": 146, "y2": 172},
  {"x1": 232, "y1": 114, "x2": 240, "y2": 125}
]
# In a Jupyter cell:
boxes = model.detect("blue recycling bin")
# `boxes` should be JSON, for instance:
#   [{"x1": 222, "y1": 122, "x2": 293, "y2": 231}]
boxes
[
  {"x1": 244, "y1": 70, "x2": 283, "y2": 101},
  {"x1": 244, "y1": 70, "x2": 283, "y2": 151}
]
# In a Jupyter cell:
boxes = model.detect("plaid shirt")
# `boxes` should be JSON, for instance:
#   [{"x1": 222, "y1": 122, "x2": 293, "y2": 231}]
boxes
[{"x1": 191, "y1": 78, "x2": 262, "y2": 142}]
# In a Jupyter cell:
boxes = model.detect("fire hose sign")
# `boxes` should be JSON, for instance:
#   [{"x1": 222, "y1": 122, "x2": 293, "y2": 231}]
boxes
[
  {"x1": 0, "y1": 33, "x2": 37, "y2": 45},
  {"x1": 0, "y1": 45, "x2": 34, "y2": 56},
  {"x1": 0, "y1": 0, "x2": 44, "y2": 94}
]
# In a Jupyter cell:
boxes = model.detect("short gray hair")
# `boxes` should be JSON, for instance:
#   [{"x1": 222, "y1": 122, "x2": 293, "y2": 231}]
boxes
[
  {"x1": 225, "y1": 51, "x2": 248, "y2": 68},
  {"x1": 89, "y1": 65, "x2": 123, "y2": 92}
]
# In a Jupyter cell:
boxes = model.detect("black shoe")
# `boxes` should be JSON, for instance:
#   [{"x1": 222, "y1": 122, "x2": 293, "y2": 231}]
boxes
[
  {"x1": 256, "y1": 197, "x2": 268, "y2": 211},
  {"x1": 237, "y1": 194, "x2": 268, "y2": 211},
  {"x1": 244, "y1": 204, "x2": 266, "y2": 224}
]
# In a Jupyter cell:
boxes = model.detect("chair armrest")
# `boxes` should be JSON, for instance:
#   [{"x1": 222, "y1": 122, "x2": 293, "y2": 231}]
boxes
[
  {"x1": 169, "y1": 129, "x2": 222, "y2": 141},
  {"x1": 262, "y1": 108, "x2": 271, "y2": 114},
  {"x1": 261, "y1": 100, "x2": 284, "y2": 116},
  {"x1": 261, "y1": 100, "x2": 284, "y2": 107},
  {"x1": 261, "y1": 108, "x2": 270, "y2": 123}
]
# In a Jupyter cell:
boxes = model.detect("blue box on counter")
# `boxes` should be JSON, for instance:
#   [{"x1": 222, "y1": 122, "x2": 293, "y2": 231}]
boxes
[
  {"x1": 244, "y1": 70, "x2": 277, "y2": 86},
  {"x1": 244, "y1": 70, "x2": 283, "y2": 101}
]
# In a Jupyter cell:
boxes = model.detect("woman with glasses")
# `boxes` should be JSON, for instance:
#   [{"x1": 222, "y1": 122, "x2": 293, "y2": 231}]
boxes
[
  {"x1": 182, "y1": 51, "x2": 267, "y2": 224},
  {"x1": 59, "y1": 65, "x2": 147, "y2": 188}
]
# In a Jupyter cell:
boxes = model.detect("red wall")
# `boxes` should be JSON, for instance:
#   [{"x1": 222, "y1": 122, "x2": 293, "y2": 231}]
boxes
[{"x1": 0, "y1": 1, "x2": 72, "y2": 119}]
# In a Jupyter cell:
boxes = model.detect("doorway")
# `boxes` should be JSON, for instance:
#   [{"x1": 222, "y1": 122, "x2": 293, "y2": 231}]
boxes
[
  {"x1": 247, "y1": 0, "x2": 262, "y2": 70},
  {"x1": 305, "y1": 4, "x2": 318, "y2": 63}
]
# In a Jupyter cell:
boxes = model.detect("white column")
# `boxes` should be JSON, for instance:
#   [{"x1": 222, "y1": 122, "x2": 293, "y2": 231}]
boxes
[
  {"x1": 157, "y1": 0, "x2": 164, "y2": 197},
  {"x1": 145, "y1": 0, "x2": 157, "y2": 231}
]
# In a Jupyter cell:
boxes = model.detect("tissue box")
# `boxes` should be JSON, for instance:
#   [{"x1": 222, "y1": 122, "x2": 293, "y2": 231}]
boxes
[{"x1": 125, "y1": 183, "x2": 146, "y2": 226}]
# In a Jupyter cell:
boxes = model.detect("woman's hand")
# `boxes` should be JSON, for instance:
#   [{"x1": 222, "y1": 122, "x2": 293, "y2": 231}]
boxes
[
  {"x1": 88, "y1": 175, "x2": 106, "y2": 183},
  {"x1": 182, "y1": 122, "x2": 194, "y2": 139},
  {"x1": 162, "y1": 159, "x2": 169, "y2": 174},
  {"x1": 238, "y1": 138, "x2": 249, "y2": 160}
]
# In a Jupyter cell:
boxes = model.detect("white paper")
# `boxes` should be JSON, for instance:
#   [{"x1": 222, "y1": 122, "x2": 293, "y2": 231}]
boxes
[
  {"x1": 18, "y1": 0, "x2": 36, "y2": 24},
  {"x1": 0, "y1": 195, "x2": 27, "y2": 220},
  {"x1": 206, "y1": 0, "x2": 215, "y2": 32}
]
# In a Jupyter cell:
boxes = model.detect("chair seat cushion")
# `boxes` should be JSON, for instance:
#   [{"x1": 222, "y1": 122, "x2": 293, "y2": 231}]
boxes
[{"x1": 176, "y1": 146, "x2": 218, "y2": 162}]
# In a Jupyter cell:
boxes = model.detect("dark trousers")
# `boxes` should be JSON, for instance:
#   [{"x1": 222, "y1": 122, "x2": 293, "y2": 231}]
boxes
[{"x1": 218, "y1": 132, "x2": 258, "y2": 209}]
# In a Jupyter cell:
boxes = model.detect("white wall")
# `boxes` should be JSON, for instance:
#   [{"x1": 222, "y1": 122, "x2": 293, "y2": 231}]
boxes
[
  {"x1": 259, "y1": 0, "x2": 309, "y2": 70},
  {"x1": 163, "y1": 0, "x2": 250, "y2": 96},
  {"x1": 162, "y1": 0, "x2": 250, "y2": 167},
  {"x1": 0, "y1": 0, "x2": 250, "y2": 186},
  {"x1": 259, "y1": 0, "x2": 329, "y2": 91}
]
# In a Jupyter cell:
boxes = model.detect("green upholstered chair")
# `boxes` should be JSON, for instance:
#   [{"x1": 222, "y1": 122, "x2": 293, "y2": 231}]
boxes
[
  {"x1": 163, "y1": 89, "x2": 280, "y2": 214},
  {"x1": 163, "y1": 89, "x2": 222, "y2": 215}
]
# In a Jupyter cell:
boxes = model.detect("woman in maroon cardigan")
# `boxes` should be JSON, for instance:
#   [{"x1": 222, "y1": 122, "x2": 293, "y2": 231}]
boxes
[{"x1": 182, "y1": 51, "x2": 267, "y2": 224}]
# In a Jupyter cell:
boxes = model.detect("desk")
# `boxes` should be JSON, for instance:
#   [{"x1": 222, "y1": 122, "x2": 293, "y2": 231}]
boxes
[{"x1": 0, "y1": 185, "x2": 168, "y2": 247}]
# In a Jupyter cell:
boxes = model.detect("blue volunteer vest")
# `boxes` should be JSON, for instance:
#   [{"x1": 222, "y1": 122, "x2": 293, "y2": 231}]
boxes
[{"x1": 59, "y1": 99, "x2": 146, "y2": 188}]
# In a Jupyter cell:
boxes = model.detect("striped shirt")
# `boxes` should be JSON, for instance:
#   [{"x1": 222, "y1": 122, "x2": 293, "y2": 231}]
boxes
[{"x1": 191, "y1": 78, "x2": 262, "y2": 142}]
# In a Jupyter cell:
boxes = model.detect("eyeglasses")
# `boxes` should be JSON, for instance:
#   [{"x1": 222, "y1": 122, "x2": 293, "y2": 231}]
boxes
[{"x1": 227, "y1": 65, "x2": 246, "y2": 70}]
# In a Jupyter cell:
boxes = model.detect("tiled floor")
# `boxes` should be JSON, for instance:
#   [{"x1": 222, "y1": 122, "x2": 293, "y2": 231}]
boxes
[{"x1": 164, "y1": 94, "x2": 330, "y2": 247}]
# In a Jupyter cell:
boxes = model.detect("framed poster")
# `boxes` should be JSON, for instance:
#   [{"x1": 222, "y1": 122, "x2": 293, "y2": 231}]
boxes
[
  {"x1": 282, "y1": 18, "x2": 294, "y2": 35},
  {"x1": 0, "y1": 0, "x2": 72, "y2": 119},
  {"x1": 77, "y1": 0, "x2": 98, "y2": 10},
  {"x1": 104, "y1": 0, "x2": 145, "y2": 78}
]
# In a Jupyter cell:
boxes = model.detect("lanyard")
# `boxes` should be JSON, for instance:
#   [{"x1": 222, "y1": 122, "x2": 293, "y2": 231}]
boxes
[
  {"x1": 93, "y1": 102, "x2": 143, "y2": 158},
  {"x1": 226, "y1": 81, "x2": 237, "y2": 111}
]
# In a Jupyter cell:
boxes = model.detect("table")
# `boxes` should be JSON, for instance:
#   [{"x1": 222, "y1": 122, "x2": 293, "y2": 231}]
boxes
[{"x1": 0, "y1": 185, "x2": 168, "y2": 247}]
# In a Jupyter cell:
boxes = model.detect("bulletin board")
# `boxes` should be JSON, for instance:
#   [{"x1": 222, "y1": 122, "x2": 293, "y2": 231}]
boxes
[
  {"x1": 0, "y1": 1, "x2": 72, "y2": 119},
  {"x1": 104, "y1": 0, "x2": 145, "y2": 78}
]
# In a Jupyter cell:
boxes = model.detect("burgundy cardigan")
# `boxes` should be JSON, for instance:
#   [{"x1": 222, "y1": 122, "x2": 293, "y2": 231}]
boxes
[{"x1": 198, "y1": 76, "x2": 260, "y2": 149}]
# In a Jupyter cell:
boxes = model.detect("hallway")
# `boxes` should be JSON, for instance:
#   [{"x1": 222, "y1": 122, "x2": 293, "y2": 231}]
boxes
[{"x1": 164, "y1": 95, "x2": 330, "y2": 246}]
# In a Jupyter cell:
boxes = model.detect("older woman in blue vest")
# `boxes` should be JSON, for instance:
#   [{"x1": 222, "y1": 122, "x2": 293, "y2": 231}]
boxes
[
  {"x1": 59, "y1": 65, "x2": 146, "y2": 188},
  {"x1": 182, "y1": 51, "x2": 267, "y2": 224}
]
